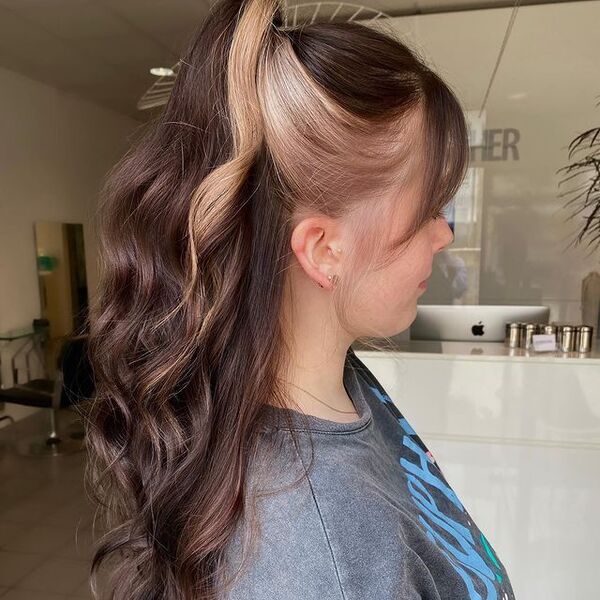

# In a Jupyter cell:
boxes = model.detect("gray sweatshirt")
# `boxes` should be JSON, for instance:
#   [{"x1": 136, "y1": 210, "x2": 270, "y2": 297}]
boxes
[{"x1": 220, "y1": 347, "x2": 516, "y2": 600}]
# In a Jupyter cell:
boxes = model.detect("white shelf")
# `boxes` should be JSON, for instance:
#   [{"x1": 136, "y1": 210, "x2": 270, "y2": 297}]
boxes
[{"x1": 358, "y1": 339, "x2": 600, "y2": 364}]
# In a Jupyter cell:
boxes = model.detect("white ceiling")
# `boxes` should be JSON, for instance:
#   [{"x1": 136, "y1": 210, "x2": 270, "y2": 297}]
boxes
[{"x1": 0, "y1": 0, "x2": 582, "y2": 120}]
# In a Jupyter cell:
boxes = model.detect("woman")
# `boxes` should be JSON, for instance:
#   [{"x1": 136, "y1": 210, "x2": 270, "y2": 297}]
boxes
[{"x1": 85, "y1": 0, "x2": 516, "y2": 598}]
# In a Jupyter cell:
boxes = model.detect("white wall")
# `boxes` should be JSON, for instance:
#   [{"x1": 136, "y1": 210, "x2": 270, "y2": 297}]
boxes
[
  {"x1": 0, "y1": 65, "x2": 139, "y2": 334},
  {"x1": 382, "y1": 1, "x2": 600, "y2": 326},
  {"x1": 0, "y1": 65, "x2": 139, "y2": 423}
]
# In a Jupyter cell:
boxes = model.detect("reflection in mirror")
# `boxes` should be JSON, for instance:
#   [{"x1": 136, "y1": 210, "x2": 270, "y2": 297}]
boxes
[{"x1": 33, "y1": 221, "x2": 89, "y2": 379}]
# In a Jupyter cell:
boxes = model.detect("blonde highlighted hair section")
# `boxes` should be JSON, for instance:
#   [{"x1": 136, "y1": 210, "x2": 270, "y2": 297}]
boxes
[{"x1": 84, "y1": 0, "x2": 470, "y2": 598}]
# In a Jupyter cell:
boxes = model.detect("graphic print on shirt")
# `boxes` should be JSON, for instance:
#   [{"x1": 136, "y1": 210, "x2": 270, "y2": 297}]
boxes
[{"x1": 367, "y1": 383, "x2": 515, "y2": 600}]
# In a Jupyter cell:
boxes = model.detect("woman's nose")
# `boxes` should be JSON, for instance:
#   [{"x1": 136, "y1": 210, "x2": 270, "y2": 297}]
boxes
[{"x1": 435, "y1": 219, "x2": 454, "y2": 253}]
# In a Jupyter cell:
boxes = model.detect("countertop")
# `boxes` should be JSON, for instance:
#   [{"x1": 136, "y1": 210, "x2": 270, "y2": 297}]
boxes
[{"x1": 354, "y1": 338, "x2": 600, "y2": 364}]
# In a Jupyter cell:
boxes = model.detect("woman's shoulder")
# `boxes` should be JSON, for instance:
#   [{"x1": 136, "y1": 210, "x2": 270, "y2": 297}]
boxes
[{"x1": 221, "y1": 449, "x2": 429, "y2": 600}]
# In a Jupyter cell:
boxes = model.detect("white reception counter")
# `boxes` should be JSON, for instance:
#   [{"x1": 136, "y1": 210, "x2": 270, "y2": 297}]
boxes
[{"x1": 354, "y1": 340, "x2": 600, "y2": 600}]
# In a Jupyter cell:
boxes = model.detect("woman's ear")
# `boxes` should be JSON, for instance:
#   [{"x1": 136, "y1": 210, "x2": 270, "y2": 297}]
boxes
[{"x1": 290, "y1": 216, "x2": 344, "y2": 290}]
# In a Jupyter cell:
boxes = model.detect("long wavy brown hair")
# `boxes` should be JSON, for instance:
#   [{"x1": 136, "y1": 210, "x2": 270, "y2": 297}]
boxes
[{"x1": 84, "y1": 0, "x2": 469, "y2": 598}]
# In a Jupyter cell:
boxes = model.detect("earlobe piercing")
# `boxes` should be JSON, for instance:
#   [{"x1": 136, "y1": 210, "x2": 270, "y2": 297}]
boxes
[
  {"x1": 316, "y1": 274, "x2": 339, "y2": 289},
  {"x1": 317, "y1": 248, "x2": 341, "y2": 288}
]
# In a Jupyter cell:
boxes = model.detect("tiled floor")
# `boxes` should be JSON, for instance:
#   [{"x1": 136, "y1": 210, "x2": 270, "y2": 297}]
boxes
[{"x1": 0, "y1": 408, "x2": 106, "y2": 600}]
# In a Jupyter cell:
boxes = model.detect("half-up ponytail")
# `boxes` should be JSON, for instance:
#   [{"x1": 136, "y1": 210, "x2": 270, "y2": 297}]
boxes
[{"x1": 85, "y1": 0, "x2": 469, "y2": 596}]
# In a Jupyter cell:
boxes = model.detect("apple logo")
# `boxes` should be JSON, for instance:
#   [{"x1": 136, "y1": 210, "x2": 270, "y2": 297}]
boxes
[{"x1": 472, "y1": 321, "x2": 485, "y2": 336}]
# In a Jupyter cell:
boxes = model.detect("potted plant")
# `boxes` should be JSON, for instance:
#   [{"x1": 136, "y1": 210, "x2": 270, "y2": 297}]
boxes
[
  {"x1": 557, "y1": 94, "x2": 600, "y2": 255},
  {"x1": 557, "y1": 99, "x2": 600, "y2": 335}
]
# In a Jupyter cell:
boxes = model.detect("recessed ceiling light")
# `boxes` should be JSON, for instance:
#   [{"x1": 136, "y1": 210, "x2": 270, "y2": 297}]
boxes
[{"x1": 150, "y1": 67, "x2": 175, "y2": 77}]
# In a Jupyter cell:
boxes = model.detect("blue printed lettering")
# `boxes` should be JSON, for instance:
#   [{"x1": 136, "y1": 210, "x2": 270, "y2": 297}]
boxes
[
  {"x1": 400, "y1": 435, "x2": 463, "y2": 511},
  {"x1": 401, "y1": 436, "x2": 499, "y2": 599}
]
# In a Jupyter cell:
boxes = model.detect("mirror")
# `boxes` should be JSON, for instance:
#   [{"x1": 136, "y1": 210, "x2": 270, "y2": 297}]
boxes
[{"x1": 33, "y1": 221, "x2": 89, "y2": 378}]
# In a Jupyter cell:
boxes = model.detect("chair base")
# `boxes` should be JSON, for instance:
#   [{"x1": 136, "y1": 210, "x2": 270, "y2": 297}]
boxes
[{"x1": 15, "y1": 432, "x2": 84, "y2": 457}]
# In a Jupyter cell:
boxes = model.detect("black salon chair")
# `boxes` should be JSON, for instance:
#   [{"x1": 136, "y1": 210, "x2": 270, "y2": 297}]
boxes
[{"x1": 0, "y1": 335, "x2": 95, "y2": 456}]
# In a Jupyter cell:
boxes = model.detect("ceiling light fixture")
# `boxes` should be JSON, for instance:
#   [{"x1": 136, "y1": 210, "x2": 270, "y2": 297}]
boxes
[
  {"x1": 150, "y1": 67, "x2": 175, "y2": 77},
  {"x1": 137, "y1": 2, "x2": 393, "y2": 111}
]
